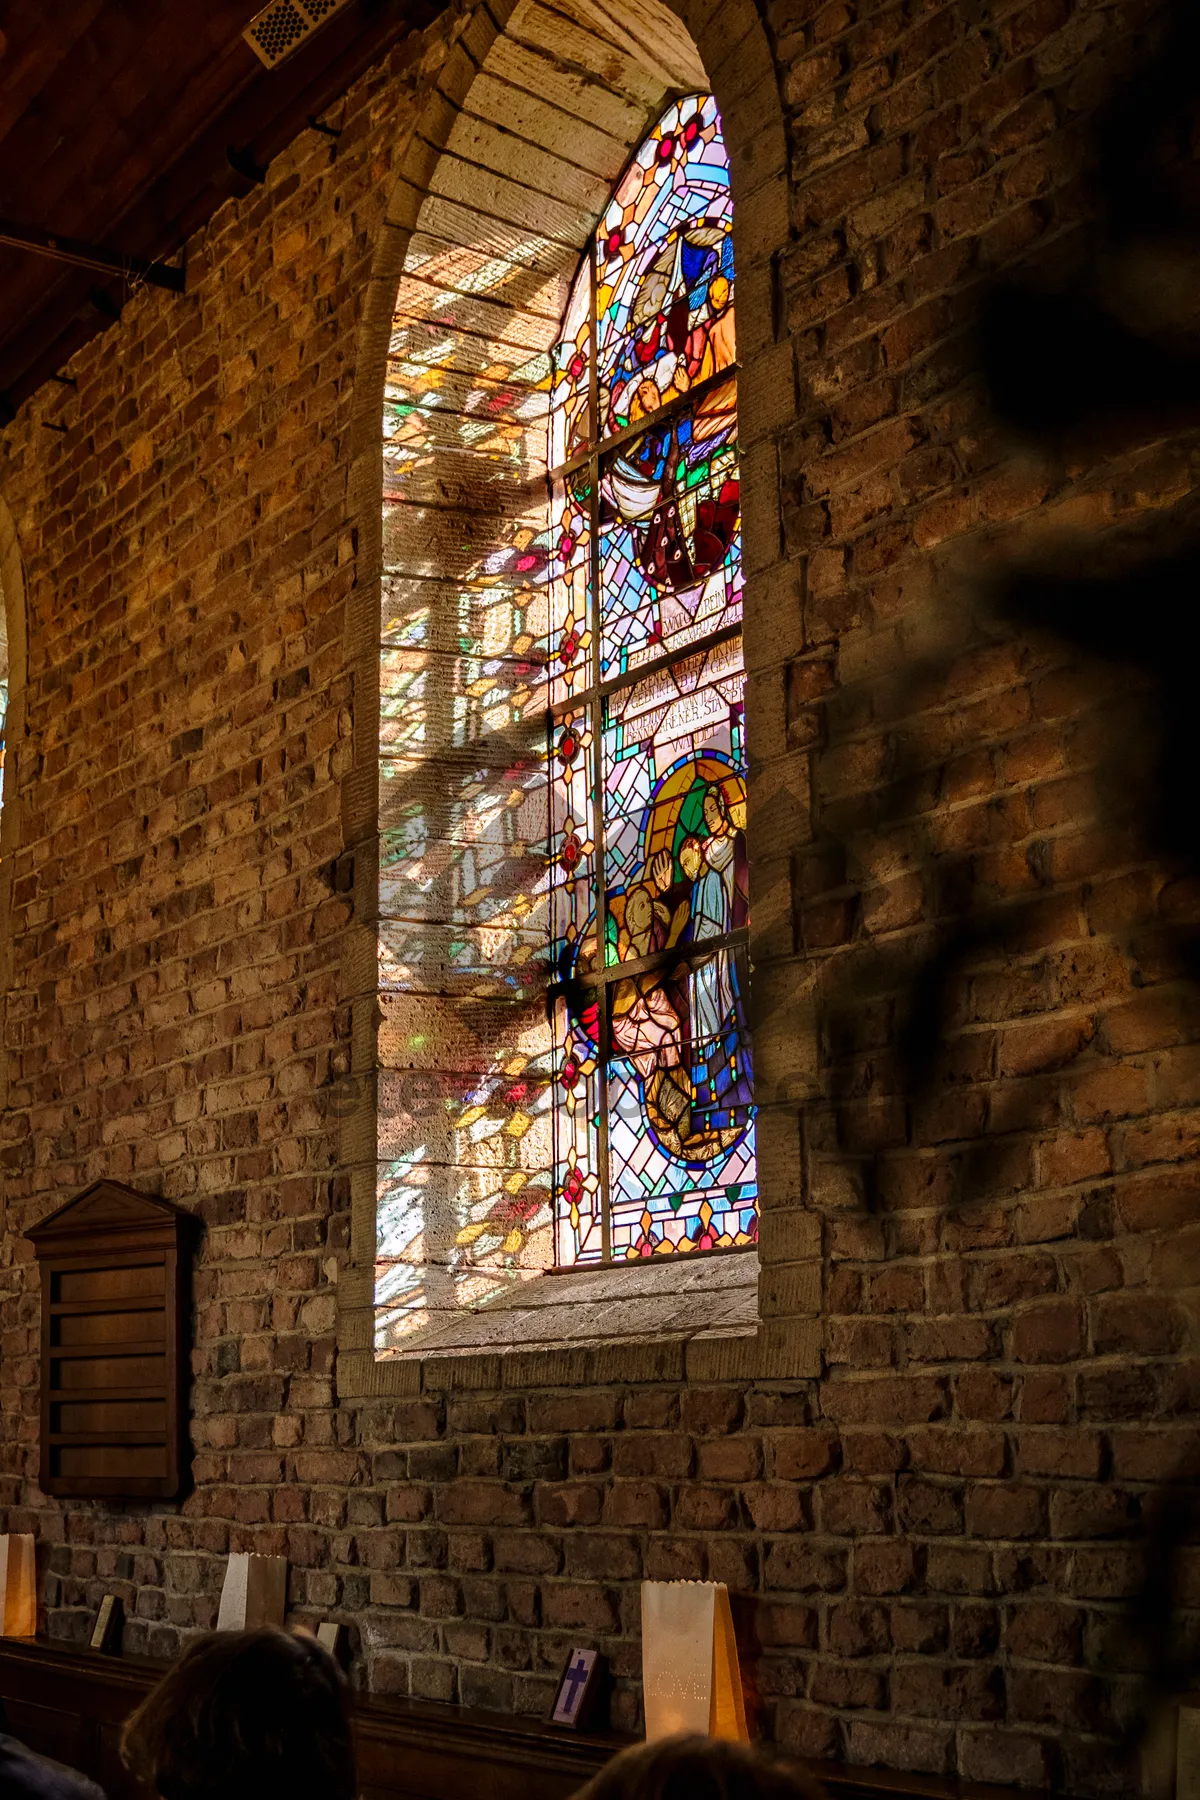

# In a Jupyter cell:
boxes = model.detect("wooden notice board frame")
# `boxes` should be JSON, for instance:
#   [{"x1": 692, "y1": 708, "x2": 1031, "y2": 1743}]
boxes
[{"x1": 25, "y1": 1181, "x2": 197, "y2": 1500}]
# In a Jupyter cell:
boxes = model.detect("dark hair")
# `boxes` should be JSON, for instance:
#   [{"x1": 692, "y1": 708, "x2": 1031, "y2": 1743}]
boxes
[
  {"x1": 120, "y1": 1627, "x2": 356, "y2": 1800},
  {"x1": 573, "y1": 1738, "x2": 826, "y2": 1800}
]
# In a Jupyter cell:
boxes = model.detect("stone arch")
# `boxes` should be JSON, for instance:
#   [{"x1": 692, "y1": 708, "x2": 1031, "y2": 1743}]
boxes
[{"x1": 338, "y1": 0, "x2": 792, "y2": 1393}]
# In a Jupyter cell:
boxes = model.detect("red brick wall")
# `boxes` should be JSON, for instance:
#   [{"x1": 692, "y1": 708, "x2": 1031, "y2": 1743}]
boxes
[{"x1": 0, "y1": 0, "x2": 1196, "y2": 1793}]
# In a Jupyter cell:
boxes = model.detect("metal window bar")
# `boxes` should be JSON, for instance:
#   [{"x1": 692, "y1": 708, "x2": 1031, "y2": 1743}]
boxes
[{"x1": 547, "y1": 361, "x2": 740, "y2": 486}]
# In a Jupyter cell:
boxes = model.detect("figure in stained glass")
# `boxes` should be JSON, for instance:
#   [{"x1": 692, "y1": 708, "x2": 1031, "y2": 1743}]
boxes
[
  {"x1": 594, "y1": 96, "x2": 735, "y2": 435},
  {"x1": 547, "y1": 92, "x2": 757, "y2": 1269}
]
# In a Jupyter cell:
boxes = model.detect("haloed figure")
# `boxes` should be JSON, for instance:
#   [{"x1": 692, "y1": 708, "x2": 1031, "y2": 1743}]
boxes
[{"x1": 684, "y1": 784, "x2": 749, "y2": 1118}]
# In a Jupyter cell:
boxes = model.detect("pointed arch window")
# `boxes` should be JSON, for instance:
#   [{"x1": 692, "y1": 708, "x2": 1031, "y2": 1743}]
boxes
[{"x1": 546, "y1": 94, "x2": 757, "y2": 1266}]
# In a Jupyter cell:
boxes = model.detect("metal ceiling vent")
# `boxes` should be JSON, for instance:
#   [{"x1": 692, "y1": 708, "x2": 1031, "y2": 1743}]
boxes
[{"x1": 243, "y1": 0, "x2": 353, "y2": 69}]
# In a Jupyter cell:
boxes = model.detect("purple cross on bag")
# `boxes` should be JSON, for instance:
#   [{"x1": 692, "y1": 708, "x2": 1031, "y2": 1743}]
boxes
[
  {"x1": 552, "y1": 1648, "x2": 599, "y2": 1726},
  {"x1": 561, "y1": 1655, "x2": 590, "y2": 1715}
]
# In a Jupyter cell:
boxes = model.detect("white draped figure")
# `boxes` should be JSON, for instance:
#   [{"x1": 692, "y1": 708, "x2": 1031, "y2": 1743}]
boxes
[{"x1": 682, "y1": 789, "x2": 738, "y2": 1072}]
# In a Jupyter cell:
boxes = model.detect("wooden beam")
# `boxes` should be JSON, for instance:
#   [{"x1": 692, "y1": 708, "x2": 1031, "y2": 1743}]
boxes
[
  {"x1": 0, "y1": 217, "x2": 186, "y2": 291},
  {"x1": 0, "y1": 0, "x2": 439, "y2": 410}
]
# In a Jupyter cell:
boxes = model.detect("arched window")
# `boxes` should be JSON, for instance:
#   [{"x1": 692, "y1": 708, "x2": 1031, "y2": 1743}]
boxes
[
  {"x1": 373, "y1": 55, "x2": 761, "y2": 1354},
  {"x1": 547, "y1": 96, "x2": 756, "y2": 1266}
]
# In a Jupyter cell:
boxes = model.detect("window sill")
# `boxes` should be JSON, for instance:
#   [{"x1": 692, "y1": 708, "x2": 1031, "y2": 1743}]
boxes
[{"x1": 381, "y1": 1250, "x2": 760, "y2": 1361}]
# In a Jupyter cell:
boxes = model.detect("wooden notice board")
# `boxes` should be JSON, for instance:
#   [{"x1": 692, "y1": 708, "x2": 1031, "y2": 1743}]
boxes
[{"x1": 25, "y1": 1182, "x2": 197, "y2": 1500}]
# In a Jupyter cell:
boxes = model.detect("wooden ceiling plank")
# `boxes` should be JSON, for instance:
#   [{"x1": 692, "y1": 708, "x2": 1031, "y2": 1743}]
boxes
[
  {"x1": 10, "y1": 7, "x2": 259, "y2": 233},
  {"x1": 0, "y1": 0, "x2": 109, "y2": 149},
  {"x1": 0, "y1": 267, "x2": 116, "y2": 403},
  {"x1": 0, "y1": 0, "x2": 441, "y2": 405},
  {"x1": 102, "y1": 5, "x2": 258, "y2": 128},
  {"x1": 82, "y1": 29, "x2": 268, "y2": 200},
  {"x1": 104, "y1": 0, "x2": 438, "y2": 254}
]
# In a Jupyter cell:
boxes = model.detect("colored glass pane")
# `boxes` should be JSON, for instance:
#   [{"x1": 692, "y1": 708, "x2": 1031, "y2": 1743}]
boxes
[
  {"x1": 375, "y1": 998, "x2": 556, "y2": 1352},
  {"x1": 595, "y1": 94, "x2": 734, "y2": 439},
  {"x1": 550, "y1": 93, "x2": 757, "y2": 1266},
  {"x1": 551, "y1": 993, "x2": 603, "y2": 1267},
  {"x1": 601, "y1": 637, "x2": 747, "y2": 963},
  {"x1": 376, "y1": 213, "x2": 565, "y2": 1344},
  {"x1": 607, "y1": 955, "x2": 757, "y2": 1257},
  {"x1": 550, "y1": 254, "x2": 592, "y2": 468},
  {"x1": 549, "y1": 703, "x2": 596, "y2": 974},
  {"x1": 545, "y1": 471, "x2": 592, "y2": 705},
  {"x1": 598, "y1": 378, "x2": 740, "y2": 676}
]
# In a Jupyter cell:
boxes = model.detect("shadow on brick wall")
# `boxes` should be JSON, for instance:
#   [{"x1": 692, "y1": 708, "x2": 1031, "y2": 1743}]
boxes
[{"x1": 798, "y1": 0, "x2": 1200, "y2": 1764}]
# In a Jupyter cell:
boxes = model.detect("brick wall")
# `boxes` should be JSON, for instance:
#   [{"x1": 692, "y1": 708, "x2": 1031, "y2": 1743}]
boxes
[{"x1": 0, "y1": 0, "x2": 1196, "y2": 1793}]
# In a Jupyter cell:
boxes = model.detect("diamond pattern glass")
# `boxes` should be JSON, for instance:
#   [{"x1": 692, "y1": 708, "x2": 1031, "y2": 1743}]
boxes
[{"x1": 550, "y1": 94, "x2": 757, "y2": 1264}]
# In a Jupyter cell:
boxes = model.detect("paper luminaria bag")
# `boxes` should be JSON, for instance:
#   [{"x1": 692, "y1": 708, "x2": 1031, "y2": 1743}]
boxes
[
  {"x1": 641, "y1": 1581, "x2": 749, "y2": 1743},
  {"x1": 1179, "y1": 1702, "x2": 1200, "y2": 1800},
  {"x1": 216, "y1": 1554, "x2": 287, "y2": 1632},
  {"x1": 0, "y1": 1534, "x2": 37, "y2": 1638}
]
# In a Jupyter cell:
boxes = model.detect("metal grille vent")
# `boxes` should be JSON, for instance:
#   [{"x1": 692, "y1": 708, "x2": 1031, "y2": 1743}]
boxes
[{"x1": 243, "y1": 0, "x2": 353, "y2": 68}]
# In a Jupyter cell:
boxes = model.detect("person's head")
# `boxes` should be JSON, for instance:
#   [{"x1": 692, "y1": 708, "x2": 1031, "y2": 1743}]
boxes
[
  {"x1": 624, "y1": 883, "x2": 655, "y2": 950},
  {"x1": 679, "y1": 834, "x2": 704, "y2": 880},
  {"x1": 121, "y1": 1627, "x2": 355, "y2": 1800},
  {"x1": 573, "y1": 1737, "x2": 825, "y2": 1800},
  {"x1": 703, "y1": 785, "x2": 727, "y2": 836}
]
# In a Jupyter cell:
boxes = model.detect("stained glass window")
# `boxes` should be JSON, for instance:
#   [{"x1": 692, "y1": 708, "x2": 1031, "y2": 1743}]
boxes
[
  {"x1": 0, "y1": 605, "x2": 9, "y2": 774},
  {"x1": 546, "y1": 94, "x2": 758, "y2": 1267},
  {"x1": 374, "y1": 91, "x2": 756, "y2": 1350}
]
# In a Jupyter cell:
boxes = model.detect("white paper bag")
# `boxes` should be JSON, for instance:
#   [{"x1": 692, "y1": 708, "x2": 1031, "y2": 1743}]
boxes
[
  {"x1": 1179, "y1": 1703, "x2": 1200, "y2": 1800},
  {"x1": 641, "y1": 1580, "x2": 748, "y2": 1742},
  {"x1": 217, "y1": 1553, "x2": 287, "y2": 1631},
  {"x1": 0, "y1": 1534, "x2": 37, "y2": 1638}
]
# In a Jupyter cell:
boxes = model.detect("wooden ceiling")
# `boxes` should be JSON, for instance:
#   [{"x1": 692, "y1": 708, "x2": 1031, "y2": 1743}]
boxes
[{"x1": 0, "y1": 0, "x2": 438, "y2": 416}]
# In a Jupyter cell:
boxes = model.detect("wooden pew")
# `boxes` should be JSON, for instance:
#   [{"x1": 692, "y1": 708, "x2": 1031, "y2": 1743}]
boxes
[
  {"x1": 0, "y1": 1637, "x2": 1061, "y2": 1800},
  {"x1": 7, "y1": 1637, "x2": 611, "y2": 1800}
]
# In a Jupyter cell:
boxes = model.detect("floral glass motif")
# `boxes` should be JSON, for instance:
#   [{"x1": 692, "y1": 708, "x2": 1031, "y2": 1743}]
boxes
[{"x1": 549, "y1": 93, "x2": 757, "y2": 1266}]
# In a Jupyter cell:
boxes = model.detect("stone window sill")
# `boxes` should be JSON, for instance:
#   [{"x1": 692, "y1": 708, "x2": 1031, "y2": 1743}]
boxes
[{"x1": 381, "y1": 1250, "x2": 760, "y2": 1361}]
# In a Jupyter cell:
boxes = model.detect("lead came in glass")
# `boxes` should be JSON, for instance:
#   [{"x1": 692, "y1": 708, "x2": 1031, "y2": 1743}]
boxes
[
  {"x1": 598, "y1": 379, "x2": 741, "y2": 677},
  {"x1": 551, "y1": 92, "x2": 758, "y2": 1264}
]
